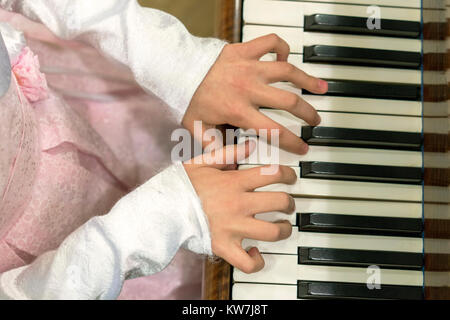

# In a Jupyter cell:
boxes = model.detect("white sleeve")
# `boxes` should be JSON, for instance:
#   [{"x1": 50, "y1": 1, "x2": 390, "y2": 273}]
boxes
[
  {"x1": 0, "y1": 163, "x2": 212, "y2": 300},
  {"x1": 0, "y1": 0, "x2": 227, "y2": 122}
]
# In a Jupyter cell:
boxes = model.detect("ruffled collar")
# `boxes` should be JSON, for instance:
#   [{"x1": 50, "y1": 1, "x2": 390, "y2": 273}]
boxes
[{"x1": 0, "y1": 22, "x2": 26, "y2": 64}]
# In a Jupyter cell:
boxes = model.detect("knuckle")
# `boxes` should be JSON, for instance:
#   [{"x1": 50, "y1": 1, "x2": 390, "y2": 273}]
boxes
[
  {"x1": 271, "y1": 165, "x2": 284, "y2": 180},
  {"x1": 231, "y1": 74, "x2": 251, "y2": 91},
  {"x1": 267, "y1": 33, "x2": 281, "y2": 43},
  {"x1": 231, "y1": 60, "x2": 256, "y2": 80},
  {"x1": 211, "y1": 240, "x2": 227, "y2": 257},
  {"x1": 240, "y1": 261, "x2": 257, "y2": 274},
  {"x1": 278, "y1": 36, "x2": 290, "y2": 51},
  {"x1": 305, "y1": 74, "x2": 319, "y2": 87},
  {"x1": 267, "y1": 224, "x2": 282, "y2": 241},
  {"x1": 222, "y1": 43, "x2": 234, "y2": 54},
  {"x1": 239, "y1": 202, "x2": 252, "y2": 216},
  {"x1": 281, "y1": 62, "x2": 295, "y2": 75},
  {"x1": 284, "y1": 41, "x2": 291, "y2": 52},
  {"x1": 284, "y1": 94, "x2": 300, "y2": 109},
  {"x1": 223, "y1": 43, "x2": 243, "y2": 58},
  {"x1": 226, "y1": 102, "x2": 246, "y2": 122}
]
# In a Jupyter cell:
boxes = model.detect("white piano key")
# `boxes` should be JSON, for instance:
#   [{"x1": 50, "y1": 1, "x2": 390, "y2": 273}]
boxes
[
  {"x1": 272, "y1": 83, "x2": 422, "y2": 116},
  {"x1": 233, "y1": 254, "x2": 423, "y2": 286},
  {"x1": 237, "y1": 137, "x2": 423, "y2": 167},
  {"x1": 234, "y1": 254, "x2": 297, "y2": 284},
  {"x1": 243, "y1": 0, "x2": 421, "y2": 28},
  {"x1": 282, "y1": 0, "x2": 421, "y2": 8},
  {"x1": 243, "y1": 25, "x2": 421, "y2": 53},
  {"x1": 242, "y1": 227, "x2": 423, "y2": 255},
  {"x1": 262, "y1": 53, "x2": 421, "y2": 84},
  {"x1": 239, "y1": 165, "x2": 423, "y2": 202},
  {"x1": 256, "y1": 198, "x2": 422, "y2": 225},
  {"x1": 293, "y1": 198, "x2": 422, "y2": 218},
  {"x1": 252, "y1": 109, "x2": 422, "y2": 133},
  {"x1": 232, "y1": 283, "x2": 298, "y2": 300}
]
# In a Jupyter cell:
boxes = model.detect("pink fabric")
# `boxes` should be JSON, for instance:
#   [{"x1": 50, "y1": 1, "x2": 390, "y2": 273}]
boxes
[{"x1": 0, "y1": 10, "x2": 203, "y2": 299}]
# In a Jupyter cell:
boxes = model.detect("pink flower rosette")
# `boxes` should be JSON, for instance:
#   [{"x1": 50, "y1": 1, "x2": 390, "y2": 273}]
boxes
[{"x1": 12, "y1": 46, "x2": 49, "y2": 103}]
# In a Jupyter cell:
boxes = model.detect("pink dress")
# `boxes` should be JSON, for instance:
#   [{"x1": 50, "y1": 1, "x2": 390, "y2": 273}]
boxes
[{"x1": 0, "y1": 7, "x2": 222, "y2": 299}]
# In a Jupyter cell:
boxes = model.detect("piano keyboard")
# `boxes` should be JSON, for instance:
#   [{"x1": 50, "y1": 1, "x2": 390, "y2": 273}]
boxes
[{"x1": 231, "y1": 0, "x2": 434, "y2": 300}]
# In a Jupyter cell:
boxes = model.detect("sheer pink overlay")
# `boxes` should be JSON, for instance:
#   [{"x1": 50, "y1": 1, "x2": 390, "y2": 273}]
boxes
[{"x1": 0, "y1": 10, "x2": 203, "y2": 300}]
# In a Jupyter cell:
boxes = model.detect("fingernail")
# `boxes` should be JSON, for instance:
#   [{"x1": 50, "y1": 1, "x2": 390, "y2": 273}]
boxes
[
  {"x1": 300, "y1": 143, "x2": 309, "y2": 155},
  {"x1": 318, "y1": 79, "x2": 328, "y2": 92},
  {"x1": 289, "y1": 196, "x2": 295, "y2": 212},
  {"x1": 248, "y1": 247, "x2": 259, "y2": 257},
  {"x1": 315, "y1": 113, "x2": 322, "y2": 126}
]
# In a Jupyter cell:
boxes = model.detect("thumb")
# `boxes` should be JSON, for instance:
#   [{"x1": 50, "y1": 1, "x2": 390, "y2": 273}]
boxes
[{"x1": 186, "y1": 139, "x2": 256, "y2": 170}]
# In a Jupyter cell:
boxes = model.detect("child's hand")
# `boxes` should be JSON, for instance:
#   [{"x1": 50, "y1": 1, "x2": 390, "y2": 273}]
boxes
[
  {"x1": 183, "y1": 141, "x2": 296, "y2": 273},
  {"x1": 183, "y1": 34, "x2": 328, "y2": 156}
]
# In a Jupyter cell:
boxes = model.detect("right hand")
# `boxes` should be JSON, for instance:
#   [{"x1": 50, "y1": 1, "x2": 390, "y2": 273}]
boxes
[
  {"x1": 183, "y1": 34, "x2": 328, "y2": 155},
  {"x1": 183, "y1": 141, "x2": 297, "y2": 274}
]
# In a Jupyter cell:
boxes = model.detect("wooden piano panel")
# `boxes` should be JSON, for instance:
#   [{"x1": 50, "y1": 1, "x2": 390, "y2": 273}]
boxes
[
  {"x1": 422, "y1": 0, "x2": 450, "y2": 300},
  {"x1": 203, "y1": 0, "x2": 450, "y2": 300}
]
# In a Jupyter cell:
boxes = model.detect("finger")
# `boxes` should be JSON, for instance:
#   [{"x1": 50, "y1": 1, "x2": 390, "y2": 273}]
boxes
[
  {"x1": 251, "y1": 84, "x2": 321, "y2": 126},
  {"x1": 241, "y1": 33, "x2": 290, "y2": 61},
  {"x1": 243, "y1": 192, "x2": 295, "y2": 215},
  {"x1": 185, "y1": 140, "x2": 256, "y2": 169},
  {"x1": 237, "y1": 108, "x2": 309, "y2": 155},
  {"x1": 240, "y1": 219, "x2": 292, "y2": 242},
  {"x1": 258, "y1": 61, "x2": 328, "y2": 94},
  {"x1": 220, "y1": 243, "x2": 265, "y2": 274},
  {"x1": 237, "y1": 165, "x2": 297, "y2": 190}
]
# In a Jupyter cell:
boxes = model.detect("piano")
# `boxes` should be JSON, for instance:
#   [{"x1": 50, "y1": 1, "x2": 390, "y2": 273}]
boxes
[{"x1": 203, "y1": 0, "x2": 450, "y2": 300}]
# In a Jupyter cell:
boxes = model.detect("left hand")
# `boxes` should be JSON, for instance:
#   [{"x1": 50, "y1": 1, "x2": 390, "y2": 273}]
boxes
[{"x1": 183, "y1": 142, "x2": 296, "y2": 273}]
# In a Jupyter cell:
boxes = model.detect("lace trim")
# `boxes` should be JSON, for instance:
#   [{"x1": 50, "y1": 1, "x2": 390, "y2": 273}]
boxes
[{"x1": 1, "y1": 75, "x2": 27, "y2": 204}]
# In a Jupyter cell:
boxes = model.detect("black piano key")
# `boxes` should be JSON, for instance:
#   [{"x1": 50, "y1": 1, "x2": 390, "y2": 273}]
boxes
[
  {"x1": 297, "y1": 280, "x2": 424, "y2": 300},
  {"x1": 300, "y1": 161, "x2": 423, "y2": 185},
  {"x1": 302, "y1": 79, "x2": 421, "y2": 101},
  {"x1": 298, "y1": 247, "x2": 424, "y2": 270},
  {"x1": 304, "y1": 14, "x2": 421, "y2": 38},
  {"x1": 297, "y1": 213, "x2": 423, "y2": 237},
  {"x1": 303, "y1": 45, "x2": 421, "y2": 69},
  {"x1": 301, "y1": 126, "x2": 423, "y2": 151}
]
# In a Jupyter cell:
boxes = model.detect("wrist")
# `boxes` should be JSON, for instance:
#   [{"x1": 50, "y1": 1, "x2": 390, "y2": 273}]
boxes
[{"x1": 175, "y1": 162, "x2": 212, "y2": 255}]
